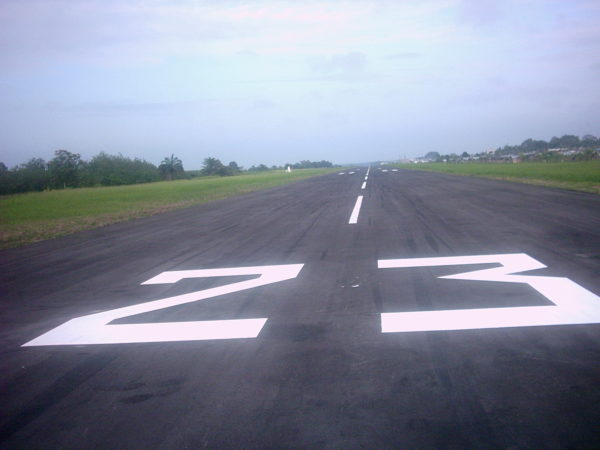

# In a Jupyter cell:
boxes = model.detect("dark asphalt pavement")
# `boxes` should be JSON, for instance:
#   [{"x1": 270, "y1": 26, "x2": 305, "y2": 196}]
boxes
[{"x1": 1, "y1": 168, "x2": 600, "y2": 448}]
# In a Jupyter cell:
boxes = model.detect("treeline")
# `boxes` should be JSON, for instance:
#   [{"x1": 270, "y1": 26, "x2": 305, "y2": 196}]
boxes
[
  {"x1": 286, "y1": 160, "x2": 334, "y2": 169},
  {"x1": 0, "y1": 150, "x2": 161, "y2": 195},
  {"x1": 495, "y1": 134, "x2": 599, "y2": 156},
  {"x1": 190, "y1": 158, "x2": 334, "y2": 175},
  {"x1": 244, "y1": 159, "x2": 334, "y2": 172},
  {"x1": 421, "y1": 134, "x2": 600, "y2": 163},
  {"x1": 0, "y1": 150, "x2": 336, "y2": 195}
]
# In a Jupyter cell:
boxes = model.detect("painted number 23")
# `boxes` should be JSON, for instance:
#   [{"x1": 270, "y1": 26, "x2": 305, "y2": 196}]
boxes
[{"x1": 23, "y1": 253, "x2": 600, "y2": 346}]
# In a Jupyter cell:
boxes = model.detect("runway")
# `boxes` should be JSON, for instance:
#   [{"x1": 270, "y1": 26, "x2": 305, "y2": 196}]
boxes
[{"x1": 2, "y1": 167, "x2": 600, "y2": 448}]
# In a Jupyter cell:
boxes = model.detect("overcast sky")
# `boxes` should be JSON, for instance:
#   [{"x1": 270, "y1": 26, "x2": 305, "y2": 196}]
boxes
[{"x1": 1, "y1": 0, "x2": 599, "y2": 169}]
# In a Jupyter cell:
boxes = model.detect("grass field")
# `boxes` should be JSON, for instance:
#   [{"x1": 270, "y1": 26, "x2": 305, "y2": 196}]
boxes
[
  {"x1": 0, "y1": 168, "x2": 339, "y2": 249},
  {"x1": 395, "y1": 160, "x2": 600, "y2": 194}
]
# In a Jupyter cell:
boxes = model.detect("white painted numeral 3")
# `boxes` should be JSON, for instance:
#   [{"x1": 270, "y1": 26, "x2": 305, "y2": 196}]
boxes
[
  {"x1": 379, "y1": 253, "x2": 600, "y2": 333},
  {"x1": 23, "y1": 254, "x2": 600, "y2": 346},
  {"x1": 23, "y1": 264, "x2": 303, "y2": 346}
]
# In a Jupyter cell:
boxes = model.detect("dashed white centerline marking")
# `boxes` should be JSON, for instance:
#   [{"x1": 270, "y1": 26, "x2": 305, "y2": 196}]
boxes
[
  {"x1": 349, "y1": 196, "x2": 364, "y2": 224},
  {"x1": 361, "y1": 181, "x2": 366, "y2": 190}
]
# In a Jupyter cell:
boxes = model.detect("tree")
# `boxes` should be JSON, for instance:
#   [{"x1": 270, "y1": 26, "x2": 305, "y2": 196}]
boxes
[
  {"x1": 424, "y1": 152, "x2": 440, "y2": 161},
  {"x1": 47, "y1": 149, "x2": 83, "y2": 188},
  {"x1": 159, "y1": 154, "x2": 184, "y2": 180},
  {"x1": 21, "y1": 157, "x2": 46, "y2": 171},
  {"x1": 288, "y1": 160, "x2": 335, "y2": 169},
  {"x1": 581, "y1": 134, "x2": 598, "y2": 148},
  {"x1": 248, "y1": 164, "x2": 269, "y2": 172},
  {"x1": 520, "y1": 138, "x2": 548, "y2": 152},
  {"x1": 201, "y1": 157, "x2": 237, "y2": 176},
  {"x1": 17, "y1": 157, "x2": 49, "y2": 191},
  {"x1": 86, "y1": 152, "x2": 159, "y2": 186},
  {"x1": 227, "y1": 161, "x2": 241, "y2": 174},
  {"x1": 0, "y1": 162, "x2": 16, "y2": 195},
  {"x1": 201, "y1": 157, "x2": 226, "y2": 176},
  {"x1": 558, "y1": 134, "x2": 580, "y2": 148}
]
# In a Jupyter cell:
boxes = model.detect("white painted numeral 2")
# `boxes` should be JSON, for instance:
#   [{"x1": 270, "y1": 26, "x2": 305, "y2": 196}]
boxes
[
  {"x1": 379, "y1": 253, "x2": 600, "y2": 333},
  {"x1": 23, "y1": 264, "x2": 304, "y2": 346}
]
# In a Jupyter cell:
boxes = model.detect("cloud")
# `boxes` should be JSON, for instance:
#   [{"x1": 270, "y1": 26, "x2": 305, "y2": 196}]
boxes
[
  {"x1": 590, "y1": 61, "x2": 600, "y2": 73},
  {"x1": 308, "y1": 52, "x2": 368, "y2": 80},
  {"x1": 456, "y1": 0, "x2": 504, "y2": 29},
  {"x1": 64, "y1": 102, "x2": 176, "y2": 116},
  {"x1": 235, "y1": 50, "x2": 259, "y2": 58},
  {"x1": 0, "y1": 0, "x2": 373, "y2": 69},
  {"x1": 34, "y1": 100, "x2": 216, "y2": 118},
  {"x1": 1, "y1": 0, "x2": 457, "y2": 71},
  {"x1": 0, "y1": 0, "x2": 255, "y2": 69},
  {"x1": 251, "y1": 99, "x2": 277, "y2": 110},
  {"x1": 385, "y1": 52, "x2": 422, "y2": 60}
]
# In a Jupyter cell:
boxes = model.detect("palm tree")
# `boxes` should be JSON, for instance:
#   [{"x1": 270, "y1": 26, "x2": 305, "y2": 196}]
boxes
[
  {"x1": 201, "y1": 157, "x2": 225, "y2": 176},
  {"x1": 159, "y1": 154, "x2": 183, "y2": 180}
]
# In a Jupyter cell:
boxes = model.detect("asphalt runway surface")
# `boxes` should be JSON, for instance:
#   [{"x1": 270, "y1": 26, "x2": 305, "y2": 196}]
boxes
[{"x1": 1, "y1": 168, "x2": 600, "y2": 448}]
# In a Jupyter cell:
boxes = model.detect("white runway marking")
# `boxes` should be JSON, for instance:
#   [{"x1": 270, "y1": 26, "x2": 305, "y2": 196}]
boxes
[
  {"x1": 361, "y1": 181, "x2": 366, "y2": 190},
  {"x1": 379, "y1": 254, "x2": 600, "y2": 333},
  {"x1": 23, "y1": 264, "x2": 304, "y2": 346},
  {"x1": 338, "y1": 172, "x2": 345, "y2": 175},
  {"x1": 349, "y1": 171, "x2": 355, "y2": 174},
  {"x1": 392, "y1": 169, "x2": 398, "y2": 172},
  {"x1": 349, "y1": 196, "x2": 364, "y2": 224}
]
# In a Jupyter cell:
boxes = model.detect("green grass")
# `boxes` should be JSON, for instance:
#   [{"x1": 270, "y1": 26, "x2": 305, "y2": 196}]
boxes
[
  {"x1": 394, "y1": 160, "x2": 600, "y2": 194},
  {"x1": 0, "y1": 168, "x2": 340, "y2": 248}
]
